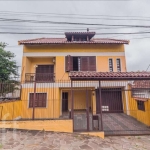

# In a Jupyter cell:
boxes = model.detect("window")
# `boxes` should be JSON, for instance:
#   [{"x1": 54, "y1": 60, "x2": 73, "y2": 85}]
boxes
[
  {"x1": 116, "y1": 59, "x2": 121, "y2": 72},
  {"x1": 35, "y1": 65, "x2": 54, "y2": 82},
  {"x1": 65, "y1": 56, "x2": 96, "y2": 72},
  {"x1": 109, "y1": 59, "x2": 113, "y2": 72},
  {"x1": 73, "y1": 57, "x2": 79, "y2": 71},
  {"x1": 29, "y1": 93, "x2": 47, "y2": 108},
  {"x1": 137, "y1": 101, "x2": 145, "y2": 111}
]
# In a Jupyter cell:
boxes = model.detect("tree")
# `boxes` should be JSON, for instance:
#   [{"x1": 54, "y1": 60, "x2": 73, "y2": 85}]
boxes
[
  {"x1": 0, "y1": 42, "x2": 18, "y2": 81},
  {"x1": 0, "y1": 42, "x2": 19, "y2": 98}
]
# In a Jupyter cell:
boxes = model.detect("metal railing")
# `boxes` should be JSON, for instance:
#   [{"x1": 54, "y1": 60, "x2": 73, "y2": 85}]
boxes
[{"x1": 25, "y1": 73, "x2": 55, "y2": 83}]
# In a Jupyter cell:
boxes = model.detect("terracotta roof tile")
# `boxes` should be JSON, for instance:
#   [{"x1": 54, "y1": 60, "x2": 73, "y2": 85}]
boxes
[
  {"x1": 69, "y1": 71, "x2": 150, "y2": 80},
  {"x1": 132, "y1": 80, "x2": 150, "y2": 88},
  {"x1": 134, "y1": 97, "x2": 148, "y2": 101},
  {"x1": 19, "y1": 38, "x2": 129, "y2": 45},
  {"x1": 65, "y1": 32, "x2": 95, "y2": 35}
]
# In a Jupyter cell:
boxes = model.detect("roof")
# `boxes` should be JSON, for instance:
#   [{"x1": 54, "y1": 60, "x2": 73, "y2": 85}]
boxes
[
  {"x1": 65, "y1": 32, "x2": 96, "y2": 35},
  {"x1": 18, "y1": 38, "x2": 129, "y2": 45},
  {"x1": 131, "y1": 80, "x2": 150, "y2": 88},
  {"x1": 133, "y1": 97, "x2": 148, "y2": 101},
  {"x1": 69, "y1": 71, "x2": 150, "y2": 81},
  {"x1": 65, "y1": 32, "x2": 96, "y2": 41}
]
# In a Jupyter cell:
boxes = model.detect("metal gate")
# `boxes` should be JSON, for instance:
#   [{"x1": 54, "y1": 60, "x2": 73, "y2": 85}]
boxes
[{"x1": 95, "y1": 85, "x2": 150, "y2": 136}]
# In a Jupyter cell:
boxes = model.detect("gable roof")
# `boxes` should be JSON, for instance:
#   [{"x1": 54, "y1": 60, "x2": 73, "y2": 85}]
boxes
[{"x1": 18, "y1": 38, "x2": 129, "y2": 45}]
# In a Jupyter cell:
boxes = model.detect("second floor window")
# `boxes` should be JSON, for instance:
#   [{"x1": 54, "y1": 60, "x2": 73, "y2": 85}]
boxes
[
  {"x1": 116, "y1": 59, "x2": 121, "y2": 72},
  {"x1": 65, "y1": 56, "x2": 96, "y2": 72},
  {"x1": 109, "y1": 59, "x2": 113, "y2": 72}
]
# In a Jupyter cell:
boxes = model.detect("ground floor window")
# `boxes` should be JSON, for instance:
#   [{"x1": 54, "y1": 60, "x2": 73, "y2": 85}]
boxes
[
  {"x1": 29, "y1": 93, "x2": 47, "y2": 108},
  {"x1": 137, "y1": 101, "x2": 145, "y2": 111}
]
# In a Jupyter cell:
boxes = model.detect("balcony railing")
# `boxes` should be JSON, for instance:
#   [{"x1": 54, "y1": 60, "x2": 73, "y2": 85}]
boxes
[{"x1": 25, "y1": 73, "x2": 55, "y2": 83}]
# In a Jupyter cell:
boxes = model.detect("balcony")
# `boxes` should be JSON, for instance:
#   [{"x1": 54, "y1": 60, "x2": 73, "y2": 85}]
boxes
[{"x1": 25, "y1": 73, "x2": 55, "y2": 83}]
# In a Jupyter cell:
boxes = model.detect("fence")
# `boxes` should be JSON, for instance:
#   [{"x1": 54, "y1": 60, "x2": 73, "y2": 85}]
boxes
[{"x1": 0, "y1": 80, "x2": 150, "y2": 135}]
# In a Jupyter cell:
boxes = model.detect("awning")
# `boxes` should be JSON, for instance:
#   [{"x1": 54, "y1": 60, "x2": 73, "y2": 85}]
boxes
[
  {"x1": 133, "y1": 97, "x2": 148, "y2": 102},
  {"x1": 69, "y1": 71, "x2": 150, "y2": 81}
]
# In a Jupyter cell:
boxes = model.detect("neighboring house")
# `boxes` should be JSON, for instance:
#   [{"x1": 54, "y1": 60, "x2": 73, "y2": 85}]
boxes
[
  {"x1": 18, "y1": 31, "x2": 129, "y2": 120},
  {"x1": 128, "y1": 80, "x2": 150, "y2": 126}
]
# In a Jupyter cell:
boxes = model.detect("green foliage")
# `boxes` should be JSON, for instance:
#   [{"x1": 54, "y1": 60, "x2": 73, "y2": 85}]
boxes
[
  {"x1": 0, "y1": 42, "x2": 18, "y2": 81},
  {"x1": 0, "y1": 42, "x2": 19, "y2": 97}
]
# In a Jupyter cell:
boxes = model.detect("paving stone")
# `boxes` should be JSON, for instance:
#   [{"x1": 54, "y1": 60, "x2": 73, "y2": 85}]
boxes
[
  {"x1": 1, "y1": 130, "x2": 150, "y2": 149},
  {"x1": 80, "y1": 144, "x2": 93, "y2": 150}
]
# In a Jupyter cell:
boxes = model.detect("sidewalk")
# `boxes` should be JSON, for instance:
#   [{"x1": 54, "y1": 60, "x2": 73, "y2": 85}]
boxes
[{"x1": 0, "y1": 129, "x2": 150, "y2": 150}]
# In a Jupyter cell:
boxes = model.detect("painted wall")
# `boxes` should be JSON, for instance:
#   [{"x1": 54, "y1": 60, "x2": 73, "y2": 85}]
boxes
[
  {"x1": 0, "y1": 100, "x2": 22, "y2": 120},
  {"x1": 0, "y1": 120, "x2": 73, "y2": 133},
  {"x1": 21, "y1": 87, "x2": 60, "y2": 119},
  {"x1": 21, "y1": 44, "x2": 126, "y2": 81},
  {"x1": 127, "y1": 86, "x2": 150, "y2": 126}
]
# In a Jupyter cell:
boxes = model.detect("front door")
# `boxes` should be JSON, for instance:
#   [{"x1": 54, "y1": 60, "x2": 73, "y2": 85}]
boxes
[{"x1": 62, "y1": 92, "x2": 68, "y2": 112}]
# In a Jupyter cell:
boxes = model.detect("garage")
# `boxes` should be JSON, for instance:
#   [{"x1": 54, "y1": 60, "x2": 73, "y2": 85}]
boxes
[{"x1": 96, "y1": 88, "x2": 123, "y2": 113}]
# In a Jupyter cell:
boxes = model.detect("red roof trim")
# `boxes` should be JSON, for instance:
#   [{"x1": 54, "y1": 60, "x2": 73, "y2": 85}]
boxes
[
  {"x1": 69, "y1": 71, "x2": 150, "y2": 81},
  {"x1": 18, "y1": 38, "x2": 129, "y2": 45},
  {"x1": 134, "y1": 97, "x2": 148, "y2": 101}
]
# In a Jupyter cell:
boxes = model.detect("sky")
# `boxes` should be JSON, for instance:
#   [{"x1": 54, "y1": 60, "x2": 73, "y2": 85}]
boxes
[{"x1": 0, "y1": 0, "x2": 150, "y2": 73}]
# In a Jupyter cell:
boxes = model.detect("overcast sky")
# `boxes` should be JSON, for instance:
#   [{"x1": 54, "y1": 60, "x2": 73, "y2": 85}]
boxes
[{"x1": 0, "y1": 0, "x2": 150, "y2": 73}]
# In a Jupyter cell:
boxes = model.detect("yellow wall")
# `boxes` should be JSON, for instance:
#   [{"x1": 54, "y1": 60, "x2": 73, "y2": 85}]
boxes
[
  {"x1": 21, "y1": 44, "x2": 126, "y2": 81},
  {"x1": 97, "y1": 56, "x2": 126, "y2": 72},
  {"x1": 127, "y1": 85, "x2": 150, "y2": 126},
  {"x1": 23, "y1": 44, "x2": 125, "y2": 53},
  {"x1": 0, "y1": 100, "x2": 22, "y2": 120},
  {"x1": 21, "y1": 87, "x2": 60, "y2": 119},
  {"x1": 0, "y1": 120, "x2": 73, "y2": 133},
  {"x1": 127, "y1": 97, "x2": 150, "y2": 126}
]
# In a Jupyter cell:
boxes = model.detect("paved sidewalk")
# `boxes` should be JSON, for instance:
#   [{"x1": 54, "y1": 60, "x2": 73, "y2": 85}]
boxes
[{"x1": 0, "y1": 129, "x2": 150, "y2": 150}]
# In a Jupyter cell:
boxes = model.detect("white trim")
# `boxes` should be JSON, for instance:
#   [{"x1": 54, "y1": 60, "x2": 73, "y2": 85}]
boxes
[
  {"x1": 28, "y1": 92, "x2": 48, "y2": 108},
  {"x1": 23, "y1": 52, "x2": 125, "y2": 57},
  {"x1": 22, "y1": 81, "x2": 128, "y2": 88}
]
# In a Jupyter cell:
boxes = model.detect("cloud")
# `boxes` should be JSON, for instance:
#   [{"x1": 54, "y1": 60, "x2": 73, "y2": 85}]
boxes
[{"x1": 0, "y1": 1, "x2": 150, "y2": 72}]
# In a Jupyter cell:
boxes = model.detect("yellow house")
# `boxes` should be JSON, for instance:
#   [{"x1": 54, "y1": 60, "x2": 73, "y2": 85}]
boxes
[
  {"x1": 19, "y1": 31, "x2": 128, "y2": 119},
  {"x1": 2, "y1": 31, "x2": 150, "y2": 136}
]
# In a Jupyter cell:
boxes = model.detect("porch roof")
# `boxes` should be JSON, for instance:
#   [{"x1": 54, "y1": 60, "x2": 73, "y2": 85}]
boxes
[{"x1": 69, "y1": 71, "x2": 150, "y2": 81}]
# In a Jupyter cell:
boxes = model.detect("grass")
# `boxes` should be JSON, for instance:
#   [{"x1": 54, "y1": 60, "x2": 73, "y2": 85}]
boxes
[{"x1": 0, "y1": 144, "x2": 2, "y2": 149}]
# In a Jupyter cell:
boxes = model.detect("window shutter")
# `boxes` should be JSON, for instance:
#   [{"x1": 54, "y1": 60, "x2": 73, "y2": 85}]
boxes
[
  {"x1": 80, "y1": 57, "x2": 88, "y2": 71},
  {"x1": 29, "y1": 93, "x2": 34, "y2": 107},
  {"x1": 29, "y1": 93, "x2": 47, "y2": 107},
  {"x1": 65, "y1": 55, "x2": 73, "y2": 72},
  {"x1": 88, "y1": 56, "x2": 96, "y2": 71},
  {"x1": 80, "y1": 56, "x2": 96, "y2": 71}
]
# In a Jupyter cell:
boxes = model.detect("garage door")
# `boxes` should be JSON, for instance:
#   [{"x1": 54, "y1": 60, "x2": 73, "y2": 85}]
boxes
[{"x1": 96, "y1": 88, "x2": 123, "y2": 113}]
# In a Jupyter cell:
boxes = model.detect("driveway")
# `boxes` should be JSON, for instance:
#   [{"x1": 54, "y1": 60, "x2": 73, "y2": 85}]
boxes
[{"x1": 0, "y1": 129, "x2": 150, "y2": 150}]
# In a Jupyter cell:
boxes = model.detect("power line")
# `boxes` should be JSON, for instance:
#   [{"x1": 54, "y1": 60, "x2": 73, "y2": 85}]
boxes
[
  {"x1": 1, "y1": 11, "x2": 150, "y2": 22},
  {"x1": 0, "y1": 0, "x2": 137, "y2": 1},
  {"x1": 1, "y1": 31, "x2": 150, "y2": 35},
  {"x1": 1, "y1": 17, "x2": 150, "y2": 28},
  {"x1": 1, "y1": 10, "x2": 148, "y2": 19}
]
